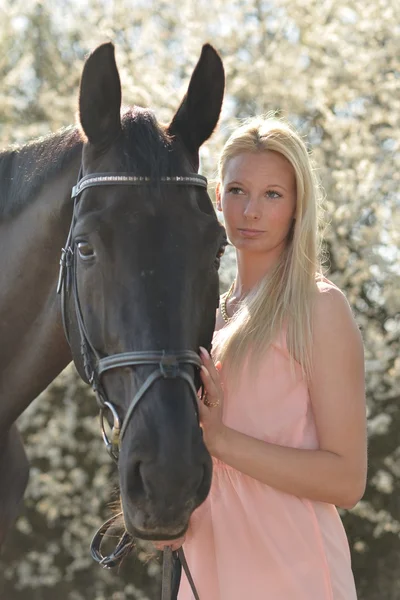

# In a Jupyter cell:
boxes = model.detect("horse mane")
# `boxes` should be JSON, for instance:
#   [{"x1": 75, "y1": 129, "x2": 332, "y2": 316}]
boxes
[
  {"x1": 0, "y1": 126, "x2": 83, "y2": 220},
  {"x1": 0, "y1": 107, "x2": 181, "y2": 220}
]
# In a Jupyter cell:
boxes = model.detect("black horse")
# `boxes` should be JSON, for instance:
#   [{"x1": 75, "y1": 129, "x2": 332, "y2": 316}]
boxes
[{"x1": 0, "y1": 41, "x2": 225, "y2": 558}]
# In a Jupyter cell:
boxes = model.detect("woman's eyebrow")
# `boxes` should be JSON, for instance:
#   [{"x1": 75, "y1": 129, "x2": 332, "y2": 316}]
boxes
[
  {"x1": 266, "y1": 184, "x2": 288, "y2": 191},
  {"x1": 225, "y1": 180, "x2": 289, "y2": 191}
]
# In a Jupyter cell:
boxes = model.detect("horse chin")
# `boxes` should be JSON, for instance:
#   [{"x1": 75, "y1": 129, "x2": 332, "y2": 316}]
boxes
[
  {"x1": 117, "y1": 436, "x2": 213, "y2": 540},
  {"x1": 129, "y1": 523, "x2": 188, "y2": 542},
  {"x1": 120, "y1": 502, "x2": 191, "y2": 541},
  {"x1": 120, "y1": 472, "x2": 213, "y2": 540}
]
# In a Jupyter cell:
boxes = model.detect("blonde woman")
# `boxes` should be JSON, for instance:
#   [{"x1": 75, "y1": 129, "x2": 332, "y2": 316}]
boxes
[{"x1": 161, "y1": 116, "x2": 367, "y2": 599}]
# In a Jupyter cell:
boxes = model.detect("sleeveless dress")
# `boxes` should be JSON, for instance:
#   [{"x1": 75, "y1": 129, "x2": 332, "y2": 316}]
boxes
[{"x1": 178, "y1": 312, "x2": 358, "y2": 599}]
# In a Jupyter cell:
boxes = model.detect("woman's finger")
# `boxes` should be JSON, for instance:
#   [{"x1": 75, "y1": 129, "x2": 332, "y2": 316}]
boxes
[
  {"x1": 199, "y1": 346, "x2": 214, "y2": 367},
  {"x1": 199, "y1": 367, "x2": 222, "y2": 411},
  {"x1": 199, "y1": 347, "x2": 220, "y2": 384},
  {"x1": 200, "y1": 365, "x2": 219, "y2": 397}
]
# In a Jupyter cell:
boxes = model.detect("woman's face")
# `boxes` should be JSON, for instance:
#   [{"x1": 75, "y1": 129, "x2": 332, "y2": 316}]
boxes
[{"x1": 217, "y1": 151, "x2": 297, "y2": 256}]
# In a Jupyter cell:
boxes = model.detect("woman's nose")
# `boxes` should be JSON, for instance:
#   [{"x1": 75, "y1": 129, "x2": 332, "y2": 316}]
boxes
[{"x1": 243, "y1": 196, "x2": 261, "y2": 220}]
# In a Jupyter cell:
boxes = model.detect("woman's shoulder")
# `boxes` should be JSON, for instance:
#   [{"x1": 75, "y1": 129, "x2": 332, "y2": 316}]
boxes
[
  {"x1": 315, "y1": 274, "x2": 345, "y2": 296},
  {"x1": 312, "y1": 275, "x2": 361, "y2": 341},
  {"x1": 313, "y1": 274, "x2": 349, "y2": 311}
]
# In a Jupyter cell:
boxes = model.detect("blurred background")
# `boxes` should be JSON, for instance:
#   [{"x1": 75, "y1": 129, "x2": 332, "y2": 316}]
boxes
[{"x1": 0, "y1": 0, "x2": 399, "y2": 598}]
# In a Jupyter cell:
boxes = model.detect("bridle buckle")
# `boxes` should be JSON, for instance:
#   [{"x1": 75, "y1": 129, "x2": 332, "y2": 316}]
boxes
[{"x1": 160, "y1": 354, "x2": 179, "y2": 378}]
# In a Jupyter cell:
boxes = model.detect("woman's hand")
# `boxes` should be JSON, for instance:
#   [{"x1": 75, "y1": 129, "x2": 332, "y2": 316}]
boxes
[{"x1": 198, "y1": 347, "x2": 227, "y2": 457}]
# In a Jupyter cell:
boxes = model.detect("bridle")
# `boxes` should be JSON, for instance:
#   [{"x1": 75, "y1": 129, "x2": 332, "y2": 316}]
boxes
[{"x1": 57, "y1": 169, "x2": 212, "y2": 600}]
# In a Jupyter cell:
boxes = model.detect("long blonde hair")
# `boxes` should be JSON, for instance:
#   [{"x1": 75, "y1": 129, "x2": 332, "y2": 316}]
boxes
[{"x1": 215, "y1": 115, "x2": 323, "y2": 380}]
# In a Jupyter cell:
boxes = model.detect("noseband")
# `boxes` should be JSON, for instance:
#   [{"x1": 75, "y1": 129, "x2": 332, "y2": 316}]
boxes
[{"x1": 57, "y1": 169, "x2": 209, "y2": 600}]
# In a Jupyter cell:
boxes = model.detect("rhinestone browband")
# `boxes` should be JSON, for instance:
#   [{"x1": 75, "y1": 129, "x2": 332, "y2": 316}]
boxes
[{"x1": 72, "y1": 173, "x2": 208, "y2": 199}]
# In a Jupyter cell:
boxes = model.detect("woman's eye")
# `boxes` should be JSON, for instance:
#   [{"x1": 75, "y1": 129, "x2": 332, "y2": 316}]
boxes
[
  {"x1": 228, "y1": 186, "x2": 244, "y2": 195},
  {"x1": 77, "y1": 242, "x2": 95, "y2": 259},
  {"x1": 266, "y1": 190, "x2": 282, "y2": 199}
]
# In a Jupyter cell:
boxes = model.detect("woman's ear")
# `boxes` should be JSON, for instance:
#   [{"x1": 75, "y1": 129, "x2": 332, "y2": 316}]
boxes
[{"x1": 216, "y1": 182, "x2": 222, "y2": 211}]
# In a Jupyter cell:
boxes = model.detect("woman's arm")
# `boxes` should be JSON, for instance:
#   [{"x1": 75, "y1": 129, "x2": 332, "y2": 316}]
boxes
[{"x1": 199, "y1": 286, "x2": 367, "y2": 509}]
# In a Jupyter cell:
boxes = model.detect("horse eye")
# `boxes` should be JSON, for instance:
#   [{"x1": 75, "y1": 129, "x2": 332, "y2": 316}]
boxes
[
  {"x1": 217, "y1": 238, "x2": 228, "y2": 259},
  {"x1": 214, "y1": 242, "x2": 227, "y2": 269},
  {"x1": 217, "y1": 245, "x2": 226, "y2": 259},
  {"x1": 77, "y1": 242, "x2": 95, "y2": 259}
]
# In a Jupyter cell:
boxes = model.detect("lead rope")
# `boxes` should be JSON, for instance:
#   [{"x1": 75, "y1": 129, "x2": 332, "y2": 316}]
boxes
[
  {"x1": 161, "y1": 547, "x2": 174, "y2": 599},
  {"x1": 163, "y1": 547, "x2": 200, "y2": 600},
  {"x1": 177, "y1": 547, "x2": 200, "y2": 600}
]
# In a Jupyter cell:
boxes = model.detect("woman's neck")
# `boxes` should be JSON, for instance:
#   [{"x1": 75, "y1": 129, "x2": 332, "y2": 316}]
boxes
[{"x1": 233, "y1": 248, "x2": 282, "y2": 298}]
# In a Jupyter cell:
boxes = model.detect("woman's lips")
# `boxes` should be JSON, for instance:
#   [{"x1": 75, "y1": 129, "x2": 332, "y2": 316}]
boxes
[{"x1": 237, "y1": 228, "x2": 265, "y2": 238}]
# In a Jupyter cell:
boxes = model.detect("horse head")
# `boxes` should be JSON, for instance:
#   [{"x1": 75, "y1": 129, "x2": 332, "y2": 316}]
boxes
[{"x1": 62, "y1": 42, "x2": 226, "y2": 540}]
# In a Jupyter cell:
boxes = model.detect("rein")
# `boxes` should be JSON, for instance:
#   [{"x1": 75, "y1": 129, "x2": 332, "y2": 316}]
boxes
[{"x1": 57, "y1": 169, "x2": 208, "y2": 600}]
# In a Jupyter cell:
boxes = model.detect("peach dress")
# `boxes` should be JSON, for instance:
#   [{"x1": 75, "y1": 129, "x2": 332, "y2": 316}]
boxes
[{"x1": 178, "y1": 323, "x2": 358, "y2": 600}]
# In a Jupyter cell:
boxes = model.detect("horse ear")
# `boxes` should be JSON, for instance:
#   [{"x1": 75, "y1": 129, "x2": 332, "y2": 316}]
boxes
[
  {"x1": 167, "y1": 44, "x2": 225, "y2": 168},
  {"x1": 79, "y1": 42, "x2": 122, "y2": 146}
]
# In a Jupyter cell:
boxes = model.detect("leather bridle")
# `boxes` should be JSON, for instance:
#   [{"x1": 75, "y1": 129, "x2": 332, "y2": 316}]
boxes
[{"x1": 57, "y1": 170, "x2": 211, "y2": 600}]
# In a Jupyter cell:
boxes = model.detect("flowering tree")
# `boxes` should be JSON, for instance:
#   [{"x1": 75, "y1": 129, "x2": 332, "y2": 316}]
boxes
[{"x1": 0, "y1": 0, "x2": 399, "y2": 598}]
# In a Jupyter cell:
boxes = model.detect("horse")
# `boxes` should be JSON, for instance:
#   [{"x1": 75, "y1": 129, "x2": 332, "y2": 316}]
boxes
[{"x1": 0, "y1": 41, "x2": 225, "y2": 588}]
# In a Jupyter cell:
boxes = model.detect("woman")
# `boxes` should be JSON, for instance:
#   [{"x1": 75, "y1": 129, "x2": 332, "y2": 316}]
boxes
[{"x1": 162, "y1": 116, "x2": 367, "y2": 599}]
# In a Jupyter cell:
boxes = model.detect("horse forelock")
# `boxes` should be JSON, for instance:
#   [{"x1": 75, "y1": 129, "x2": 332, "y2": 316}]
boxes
[{"x1": 120, "y1": 107, "x2": 186, "y2": 179}]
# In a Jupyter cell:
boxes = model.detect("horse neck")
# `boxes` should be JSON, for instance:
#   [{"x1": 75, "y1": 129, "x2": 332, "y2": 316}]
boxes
[{"x1": 0, "y1": 135, "x2": 82, "y2": 427}]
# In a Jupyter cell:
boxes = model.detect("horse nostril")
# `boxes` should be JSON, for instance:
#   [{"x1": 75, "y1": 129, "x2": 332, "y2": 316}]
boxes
[
  {"x1": 133, "y1": 460, "x2": 141, "y2": 481},
  {"x1": 126, "y1": 460, "x2": 143, "y2": 497}
]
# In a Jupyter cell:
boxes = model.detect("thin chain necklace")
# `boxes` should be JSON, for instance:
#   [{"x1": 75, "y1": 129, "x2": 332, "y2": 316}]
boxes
[{"x1": 220, "y1": 281, "x2": 236, "y2": 323}]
